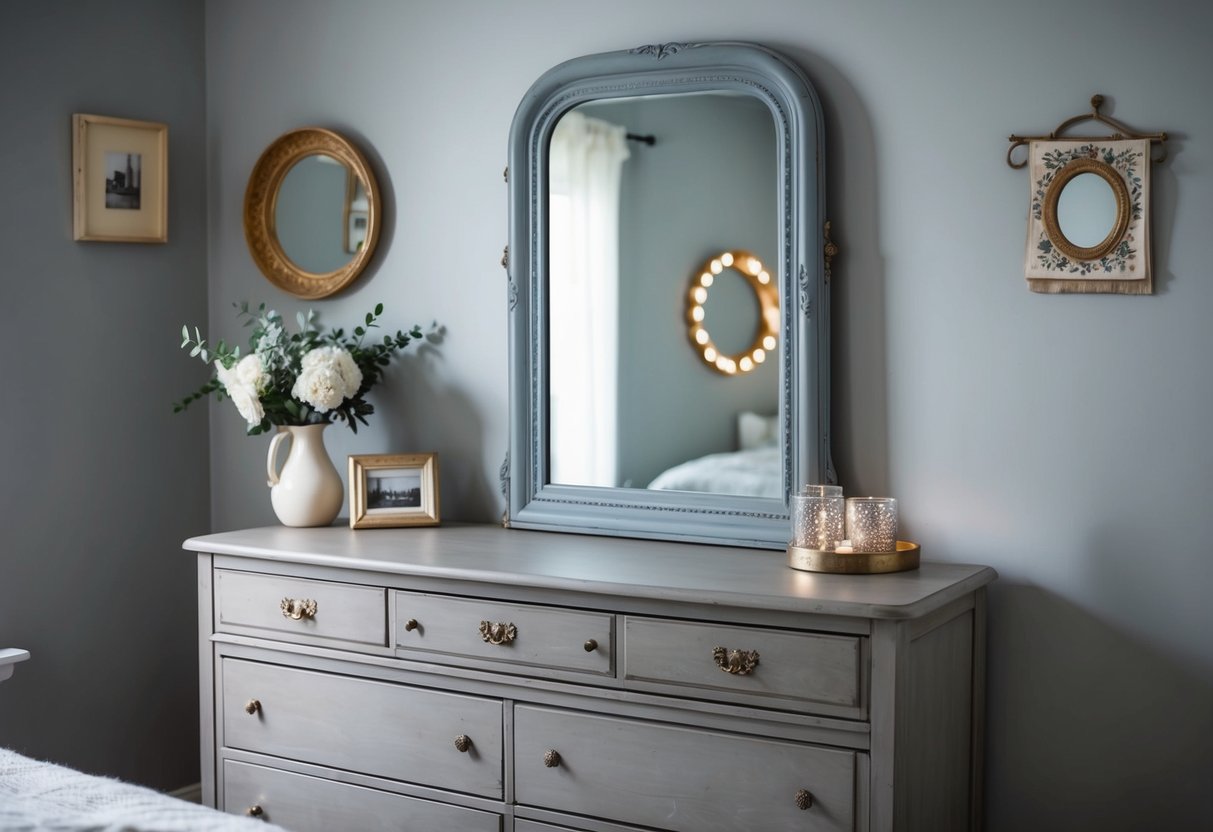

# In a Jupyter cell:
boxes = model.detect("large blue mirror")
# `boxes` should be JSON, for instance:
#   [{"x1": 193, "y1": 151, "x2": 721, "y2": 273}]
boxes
[{"x1": 506, "y1": 42, "x2": 832, "y2": 548}]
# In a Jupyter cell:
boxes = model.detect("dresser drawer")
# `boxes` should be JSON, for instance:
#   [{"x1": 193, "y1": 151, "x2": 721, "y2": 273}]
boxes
[
  {"x1": 515, "y1": 705, "x2": 856, "y2": 831},
  {"x1": 223, "y1": 760, "x2": 501, "y2": 832},
  {"x1": 215, "y1": 569, "x2": 386, "y2": 648},
  {"x1": 394, "y1": 591, "x2": 613, "y2": 676},
  {"x1": 222, "y1": 659, "x2": 503, "y2": 798},
  {"x1": 624, "y1": 616, "x2": 863, "y2": 714}
]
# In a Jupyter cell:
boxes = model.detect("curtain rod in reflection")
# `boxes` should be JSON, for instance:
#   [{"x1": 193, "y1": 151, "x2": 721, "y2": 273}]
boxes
[{"x1": 626, "y1": 132, "x2": 656, "y2": 146}]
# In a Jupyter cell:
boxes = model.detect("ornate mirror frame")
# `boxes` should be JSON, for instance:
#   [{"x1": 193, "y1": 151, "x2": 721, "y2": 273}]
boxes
[
  {"x1": 506, "y1": 41, "x2": 833, "y2": 549},
  {"x1": 1041, "y1": 157, "x2": 1131, "y2": 261},
  {"x1": 244, "y1": 127, "x2": 381, "y2": 299}
]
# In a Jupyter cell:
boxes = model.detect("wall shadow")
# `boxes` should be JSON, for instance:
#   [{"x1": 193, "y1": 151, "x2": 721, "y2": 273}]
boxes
[
  {"x1": 379, "y1": 327, "x2": 498, "y2": 522},
  {"x1": 985, "y1": 581, "x2": 1212, "y2": 830},
  {"x1": 770, "y1": 42, "x2": 890, "y2": 495}
]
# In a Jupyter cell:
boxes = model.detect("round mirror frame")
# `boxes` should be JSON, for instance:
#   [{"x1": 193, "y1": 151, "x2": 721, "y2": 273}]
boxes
[
  {"x1": 686, "y1": 250, "x2": 779, "y2": 376},
  {"x1": 243, "y1": 127, "x2": 381, "y2": 299},
  {"x1": 1042, "y1": 157, "x2": 1130, "y2": 261}
]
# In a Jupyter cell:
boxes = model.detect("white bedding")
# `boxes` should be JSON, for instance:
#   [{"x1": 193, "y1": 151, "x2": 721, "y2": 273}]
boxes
[
  {"x1": 0, "y1": 747, "x2": 285, "y2": 832},
  {"x1": 646, "y1": 445, "x2": 782, "y2": 498}
]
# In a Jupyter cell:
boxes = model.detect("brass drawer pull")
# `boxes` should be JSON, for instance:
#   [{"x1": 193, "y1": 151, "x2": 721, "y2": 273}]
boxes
[
  {"x1": 454, "y1": 734, "x2": 472, "y2": 753},
  {"x1": 246, "y1": 805, "x2": 264, "y2": 817},
  {"x1": 583, "y1": 638, "x2": 598, "y2": 652},
  {"x1": 795, "y1": 789, "x2": 814, "y2": 810},
  {"x1": 404, "y1": 618, "x2": 420, "y2": 632},
  {"x1": 479, "y1": 620, "x2": 517, "y2": 645},
  {"x1": 280, "y1": 597, "x2": 317, "y2": 621},
  {"x1": 713, "y1": 645, "x2": 760, "y2": 675},
  {"x1": 244, "y1": 699, "x2": 261, "y2": 715},
  {"x1": 543, "y1": 749, "x2": 561, "y2": 768}
]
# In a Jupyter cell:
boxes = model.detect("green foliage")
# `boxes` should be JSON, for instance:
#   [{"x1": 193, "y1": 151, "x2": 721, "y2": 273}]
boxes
[{"x1": 174, "y1": 302, "x2": 431, "y2": 435}]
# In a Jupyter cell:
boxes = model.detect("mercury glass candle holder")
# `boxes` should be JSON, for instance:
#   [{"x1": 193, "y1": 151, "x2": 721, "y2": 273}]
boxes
[
  {"x1": 791, "y1": 485, "x2": 845, "y2": 550},
  {"x1": 845, "y1": 497, "x2": 899, "y2": 553}
]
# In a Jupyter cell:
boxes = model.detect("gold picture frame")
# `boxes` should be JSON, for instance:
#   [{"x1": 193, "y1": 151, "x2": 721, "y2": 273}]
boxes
[
  {"x1": 348, "y1": 453, "x2": 440, "y2": 529},
  {"x1": 73, "y1": 114, "x2": 168, "y2": 243}
]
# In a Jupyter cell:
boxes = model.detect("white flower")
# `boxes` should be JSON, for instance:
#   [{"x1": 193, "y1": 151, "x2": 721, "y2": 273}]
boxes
[
  {"x1": 225, "y1": 384, "x2": 265, "y2": 426},
  {"x1": 214, "y1": 357, "x2": 266, "y2": 426},
  {"x1": 232, "y1": 354, "x2": 270, "y2": 393},
  {"x1": 291, "y1": 346, "x2": 363, "y2": 413}
]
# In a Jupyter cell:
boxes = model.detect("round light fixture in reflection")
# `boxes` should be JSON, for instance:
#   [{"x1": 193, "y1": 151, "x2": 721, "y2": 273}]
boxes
[{"x1": 685, "y1": 249, "x2": 779, "y2": 377}]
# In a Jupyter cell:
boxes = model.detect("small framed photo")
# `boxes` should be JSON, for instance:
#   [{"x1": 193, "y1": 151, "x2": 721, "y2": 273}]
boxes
[
  {"x1": 349, "y1": 453, "x2": 441, "y2": 529},
  {"x1": 73, "y1": 113, "x2": 168, "y2": 243}
]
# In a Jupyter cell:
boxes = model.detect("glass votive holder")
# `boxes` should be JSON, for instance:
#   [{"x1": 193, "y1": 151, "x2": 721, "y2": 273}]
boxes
[
  {"x1": 845, "y1": 497, "x2": 899, "y2": 553},
  {"x1": 791, "y1": 485, "x2": 845, "y2": 550}
]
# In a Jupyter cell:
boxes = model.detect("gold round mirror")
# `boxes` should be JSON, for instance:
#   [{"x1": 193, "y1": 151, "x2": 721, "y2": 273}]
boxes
[
  {"x1": 244, "y1": 127, "x2": 381, "y2": 299},
  {"x1": 686, "y1": 250, "x2": 779, "y2": 376},
  {"x1": 1041, "y1": 157, "x2": 1130, "y2": 262}
]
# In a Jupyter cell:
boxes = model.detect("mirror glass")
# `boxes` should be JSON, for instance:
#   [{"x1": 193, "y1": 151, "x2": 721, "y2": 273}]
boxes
[
  {"x1": 507, "y1": 42, "x2": 830, "y2": 548},
  {"x1": 547, "y1": 93, "x2": 779, "y2": 497},
  {"x1": 275, "y1": 153, "x2": 361, "y2": 274},
  {"x1": 1056, "y1": 171, "x2": 1118, "y2": 248}
]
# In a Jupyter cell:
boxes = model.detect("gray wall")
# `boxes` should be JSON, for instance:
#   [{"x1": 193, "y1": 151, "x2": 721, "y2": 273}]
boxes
[
  {"x1": 587, "y1": 95, "x2": 779, "y2": 488},
  {"x1": 204, "y1": 1, "x2": 1212, "y2": 826},
  {"x1": 0, "y1": 0, "x2": 208, "y2": 790}
]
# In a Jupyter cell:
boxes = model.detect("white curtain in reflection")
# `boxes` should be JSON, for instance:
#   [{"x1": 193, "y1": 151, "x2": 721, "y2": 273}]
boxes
[{"x1": 548, "y1": 111, "x2": 630, "y2": 487}]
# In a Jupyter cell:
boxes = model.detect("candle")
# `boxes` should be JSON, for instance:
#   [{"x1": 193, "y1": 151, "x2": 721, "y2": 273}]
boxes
[
  {"x1": 845, "y1": 497, "x2": 898, "y2": 553},
  {"x1": 791, "y1": 485, "x2": 844, "y2": 550}
]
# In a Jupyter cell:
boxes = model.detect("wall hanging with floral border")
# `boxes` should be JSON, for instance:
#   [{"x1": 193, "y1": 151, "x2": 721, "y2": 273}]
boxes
[{"x1": 1007, "y1": 95, "x2": 1168, "y2": 295}]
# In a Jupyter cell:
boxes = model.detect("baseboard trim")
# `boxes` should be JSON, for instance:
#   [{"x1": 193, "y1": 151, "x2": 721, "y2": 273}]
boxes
[{"x1": 169, "y1": 782, "x2": 203, "y2": 804}]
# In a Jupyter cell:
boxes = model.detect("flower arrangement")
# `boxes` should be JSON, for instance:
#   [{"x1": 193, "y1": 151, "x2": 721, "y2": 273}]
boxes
[{"x1": 175, "y1": 302, "x2": 424, "y2": 435}]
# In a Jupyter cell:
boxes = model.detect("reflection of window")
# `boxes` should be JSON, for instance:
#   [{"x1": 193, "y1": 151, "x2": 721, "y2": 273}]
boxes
[
  {"x1": 344, "y1": 173, "x2": 369, "y2": 254},
  {"x1": 547, "y1": 112, "x2": 630, "y2": 487}
]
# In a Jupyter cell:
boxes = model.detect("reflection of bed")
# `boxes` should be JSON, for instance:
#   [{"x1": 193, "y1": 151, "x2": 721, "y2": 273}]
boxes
[
  {"x1": 647, "y1": 411, "x2": 783, "y2": 498},
  {"x1": 647, "y1": 444, "x2": 782, "y2": 498}
]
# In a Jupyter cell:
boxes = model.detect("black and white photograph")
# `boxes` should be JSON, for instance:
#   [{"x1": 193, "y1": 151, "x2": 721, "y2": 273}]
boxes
[
  {"x1": 104, "y1": 151, "x2": 141, "y2": 209},
  {"x1": 348, "y1": 453, "x2": 440, "y2": 528},
  {"x1": 72, "y1": 113, "x2": 167, "y2": 242},
  {"x1": 366, "y1": 468, "x2": 421, "y2": 510}
]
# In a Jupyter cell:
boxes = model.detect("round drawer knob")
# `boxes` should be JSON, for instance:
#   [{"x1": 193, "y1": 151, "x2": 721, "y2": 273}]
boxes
[
  {"x1": 246, "y1": 805, "x2": 264, "y2": 817},
  {"x1": 795, "y1": 789, "x2": 814, "y2": 811},
  {"x1": 543, "y1": 749, "x2": 561, "y2": 768},
  {"x1": 583, "y1": 639, "x2": 598, "y2": 652},
  {"x1": 454, "y1": 734, "x2": 472, "y2": 753},
  {"x1": 244, "y1": 699, "x2": 261, "y2": 715},
  {"x1": 404, "y1": 618, "x2": 419, "y2": 632}
]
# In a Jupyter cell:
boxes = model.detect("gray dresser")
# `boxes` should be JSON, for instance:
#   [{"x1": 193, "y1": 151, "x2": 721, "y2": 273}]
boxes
[{"x1": 186, "y1": 525, "x2": 995, "y2": 831}]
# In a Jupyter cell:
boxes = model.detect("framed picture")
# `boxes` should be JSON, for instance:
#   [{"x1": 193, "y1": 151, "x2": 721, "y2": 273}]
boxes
[
  {"x1": 349, "y1": 453, "x2": 441, "y2": 529},
  {"x1": 73, "y1": 114, "x2": 168, "y2": 243}
]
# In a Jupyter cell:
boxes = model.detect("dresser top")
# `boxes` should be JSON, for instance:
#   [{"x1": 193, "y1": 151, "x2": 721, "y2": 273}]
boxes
[{"x1": 185, "y1": 524, "x2": 995, "y2": 620}]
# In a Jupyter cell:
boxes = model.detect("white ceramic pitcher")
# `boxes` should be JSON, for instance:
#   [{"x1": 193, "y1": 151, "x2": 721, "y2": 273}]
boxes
[{"x1": 266, "y1": 424, "x2": 343, "y2": 527}]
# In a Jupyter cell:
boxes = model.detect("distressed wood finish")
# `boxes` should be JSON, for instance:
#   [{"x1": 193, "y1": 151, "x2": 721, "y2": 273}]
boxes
[
  {"x1": 395, "y1": 591, "x2": 613, "y2": 675},
  {"x1": 215, "y1": 569, "x2": 386, "y2": 648},
  {"x1": 224, "y1": 760, "x2": 502, "y2": 832},
  {"x1": 515, "y1": 705, "x2": 855, "y2": 831},
  {"x1": 624, "y1": 616, "x2": 862, "y2": 715},
  {"x1": 222, "y1": 659, "x2": 504, "y2": 798},
  {"x1": 188, "y1": 524, "x2": 995, "y2": 831}
]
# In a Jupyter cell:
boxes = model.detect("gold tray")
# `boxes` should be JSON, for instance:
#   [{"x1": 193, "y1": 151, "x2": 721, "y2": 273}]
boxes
[{"x1": 787, "y1": 541, "x2": 920, "y2": 574}]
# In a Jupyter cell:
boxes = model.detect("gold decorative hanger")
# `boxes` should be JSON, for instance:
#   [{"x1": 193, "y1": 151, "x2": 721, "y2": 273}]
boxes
[{"x1": 1007, "y1": 94, "x2": 1168, "y2": 169}]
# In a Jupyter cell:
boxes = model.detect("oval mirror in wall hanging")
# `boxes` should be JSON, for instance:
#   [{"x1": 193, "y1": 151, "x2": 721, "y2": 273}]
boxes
[
  {"x1": 1042, "y1": 157, "x2": 1130, "y2": 261},
  {"x1": 244, "y1": 127, "x2": 381, "y2": 299}
]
